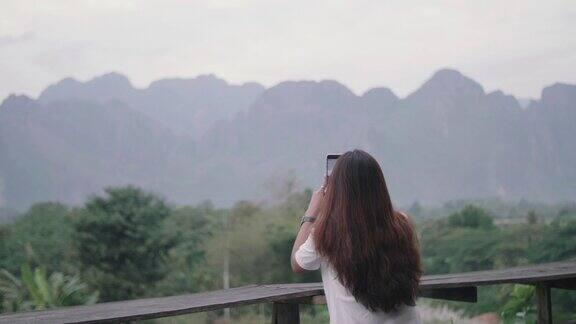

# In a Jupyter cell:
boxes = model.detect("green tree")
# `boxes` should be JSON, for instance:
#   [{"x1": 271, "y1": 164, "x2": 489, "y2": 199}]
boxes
[
  {"x1": 527, "y1": 210, "x2": 538, "y2": 225},
  {"x1": 155, "y1": 201, "x2": 223, "y2": 295},
  {"x1": 0, "y1": 202, "x2": 73, "y2": 274},
  {"x1": 72, "y1": 186, "x2": 173, "y2": 301},
  {"x1": 531, "y1": 219, "x2": 576, "y2": 263},
  {"x1": 501, "y1": 284, "x2": 536, "y2": 322},
  {"x1": 0, "y1": 264, "x2": 97, "y2": 313},
  {"x1": 408, "y1": 201, "x2": 423, "y2": 219},
  {"x1": 447, "y1": 205, "x2": 495, "y2": 230}
]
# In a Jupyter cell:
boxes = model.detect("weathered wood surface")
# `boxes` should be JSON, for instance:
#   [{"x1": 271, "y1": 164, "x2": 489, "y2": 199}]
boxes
[
  {"x1": 536, "y1": 283, "x2": 552, "y2": 324},
  {"x1": 0, "y1": 284, "x2": 323, "y2": 324},
  {"x1": 1, "y1": 260, "x2": 574, "y2": 324},
  {"x1": 549, "y1": 278, "x2": 576, "y2": 290},
  {"x1": 422, "y1": 260, "x2": 576, "y2": 288},
  {"x1": 272, "y1": 303, "x2": 300, "y2": 324},
  {"x1": 420, "y1": 286, "x2": 477, "y2": 303}
]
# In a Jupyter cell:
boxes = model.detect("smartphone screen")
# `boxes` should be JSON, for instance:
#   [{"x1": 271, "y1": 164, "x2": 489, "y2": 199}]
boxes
[{"x1": 326, "y1": 154, "x2": 340, "y2": 176}]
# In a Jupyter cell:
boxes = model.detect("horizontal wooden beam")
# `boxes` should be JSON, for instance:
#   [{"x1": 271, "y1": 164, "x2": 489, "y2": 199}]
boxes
[
  {"x1": 279, "y1": 295, "x2": 327, "y2": 305},
  {"x1": 0, "y1": 284, "x2": 324, "y2": 324},
  {"x1": 1, "y1": 261, "x2": 575, "y2": 324},
  {"x1": 420, "y1": 286, "x2": 477, "y2": 303},
  {"x1": 423, "y1": 260, "x2": 576, "y2": 289},
  {"x1": 548, "y1": 278, "x2": 576, "y2": 290}
]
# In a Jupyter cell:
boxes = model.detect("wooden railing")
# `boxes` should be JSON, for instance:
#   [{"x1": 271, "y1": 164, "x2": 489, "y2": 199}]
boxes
[{"x1": 1, "y1": 261, "x2": 574, "y2": 324}]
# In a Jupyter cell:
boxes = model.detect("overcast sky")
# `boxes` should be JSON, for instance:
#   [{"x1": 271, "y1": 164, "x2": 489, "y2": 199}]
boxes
[{"x1": 1, "y1": 0, "x2": 575, "y2": 100}]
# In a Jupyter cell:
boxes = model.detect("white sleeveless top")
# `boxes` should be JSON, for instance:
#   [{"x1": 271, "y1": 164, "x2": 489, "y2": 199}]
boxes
[{"x1": 295, "y1": 233, "x2": 422, "y2": 324}]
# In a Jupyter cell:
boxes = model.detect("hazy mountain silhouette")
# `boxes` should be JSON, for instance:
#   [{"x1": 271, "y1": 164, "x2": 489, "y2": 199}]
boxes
[
  {"x1": 0, "y1": 94, "x2": 183, "y2": 208},
  {"x1": 39, "y1": 73, "x2": 265, "y2": 138},
  {"x1": 1, "y1": 69, "x2": 575, "y2": 210}
]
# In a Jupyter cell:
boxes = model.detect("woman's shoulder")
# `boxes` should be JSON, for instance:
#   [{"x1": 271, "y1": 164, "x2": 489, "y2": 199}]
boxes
[
  {"x1": 393, "y1": 210, "x2": 414, "y2": 225},
  {"x1": 394, "y1": 210, "x2": 410, "y2": 220}
]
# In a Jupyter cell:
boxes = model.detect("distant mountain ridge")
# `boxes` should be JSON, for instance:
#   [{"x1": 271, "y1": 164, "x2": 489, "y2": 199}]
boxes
[
  {"x1": 1, "y1": 69, "x2": 575, "y2": 210},
  {"x1": 38, "y1": 72, "x2": 265, "y2": 138}
]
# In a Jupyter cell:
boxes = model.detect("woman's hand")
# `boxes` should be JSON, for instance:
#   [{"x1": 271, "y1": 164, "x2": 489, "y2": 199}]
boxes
[{"x1": 305, "y1": 177, "x2": 327, "y2": 217}]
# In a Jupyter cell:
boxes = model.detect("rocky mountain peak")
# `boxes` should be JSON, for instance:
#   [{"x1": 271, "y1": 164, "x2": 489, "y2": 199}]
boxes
[
  {"x1": 540, "y1": 83, "x2": 576, "y2": 107},
  {"x1": 38, "y1": 72, "x2": 134, "y2": 103},
  {"x1": 361, "y1": 87, "x2": 399, "y2": 108},
  {"x1": 1, "y1": 94, "x2": 36, "y2": 109},
  {"x1": 409, "y1": 68, "x2": 485, "y2": 100}
]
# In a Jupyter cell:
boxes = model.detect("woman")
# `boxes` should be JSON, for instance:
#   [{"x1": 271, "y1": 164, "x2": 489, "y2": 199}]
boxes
[{"x1": 291, "y1": 149, "x2": 422, "y2": 323}]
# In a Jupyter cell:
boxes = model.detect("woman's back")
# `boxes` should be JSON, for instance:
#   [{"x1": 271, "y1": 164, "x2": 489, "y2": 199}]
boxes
[
  {"x1": 295, "y1": 215, "x2": 421, "y2": 323},
  {"x1": 291, "y1": 150, "x2": 423, "y2": 323}
]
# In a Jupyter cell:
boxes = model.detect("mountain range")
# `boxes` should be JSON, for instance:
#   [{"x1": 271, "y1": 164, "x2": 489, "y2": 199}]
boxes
[{"x1": 1, "y1": 69, "x2": 575, "y2": 210}]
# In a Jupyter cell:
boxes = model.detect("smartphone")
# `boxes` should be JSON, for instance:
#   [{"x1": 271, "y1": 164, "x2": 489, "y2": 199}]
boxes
[{"x1": 326, "y1": 154, "x2": 341, "y2": 176}]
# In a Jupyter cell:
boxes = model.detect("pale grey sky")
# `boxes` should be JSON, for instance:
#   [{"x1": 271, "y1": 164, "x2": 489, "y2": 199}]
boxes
[{"x1": 1, "y1": 0, "x2": 575, "y2": 100}]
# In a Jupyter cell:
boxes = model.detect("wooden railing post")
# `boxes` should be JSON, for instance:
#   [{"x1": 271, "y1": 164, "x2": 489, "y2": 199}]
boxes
[
  {"x1": 272, "y1": 302, "x2": 300, "y2": 324},
  {"x1": 536, "y1": 283, "x2": 552, "y2": 324}
]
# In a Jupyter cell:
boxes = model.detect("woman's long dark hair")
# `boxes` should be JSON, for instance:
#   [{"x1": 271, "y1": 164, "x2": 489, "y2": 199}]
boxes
[{"x1": 314, "y1": 149, "x2": 422, "y2": 312}]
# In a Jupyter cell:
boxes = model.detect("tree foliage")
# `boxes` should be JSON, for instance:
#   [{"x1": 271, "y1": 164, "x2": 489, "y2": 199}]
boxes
[
  {"x1": 0, "y1": 202, "x2": 73, "y2": 274},
  {"x1": 447, "y1": 205, "x2": 495, "y2": 229},
  {"x1": 500, "y1": 284, "x2": 535, "y2": 322},
  {"x1": 0, "y1": 264, "x2": 97, "y2": 313},
  {"x1": 1, "y1": 187, "x2": 575, "y2": 321},
  {"x1": 72, "y1": 186, "x2": 173, "y2": 301},
  {"x1": 155, "y1": 201, "x2": 223, "y2": 295}
]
